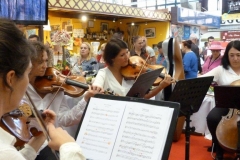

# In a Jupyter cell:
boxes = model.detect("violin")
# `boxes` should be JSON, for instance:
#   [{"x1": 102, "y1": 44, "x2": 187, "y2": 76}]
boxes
[
  {"x1": 216, "y1": 79, "x2": 240, "y2": 152},
  {"x1": 120, "y1": 56, "x2": 167, "y2": 86},
  {"x1": 0, "y1": 100, "x2": 42, "y2": 150},
  {"x1": 34, "y1": 67, "x2": 89, "y2": 97}
]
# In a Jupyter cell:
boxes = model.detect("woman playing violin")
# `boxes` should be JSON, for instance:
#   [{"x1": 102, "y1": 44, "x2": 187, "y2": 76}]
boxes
[
  {"x1": 0, "y1": 19, "x2": 85, "y2": 160},
  {"x1": 93, "y1": 38, "x2": 173, "y2": 98},
  {"x1": 26, "y1": 41, "x2": 103, "y2": 159},
  {"x1": 200, "y1": 40, "x2": 240, "y2": 160}
]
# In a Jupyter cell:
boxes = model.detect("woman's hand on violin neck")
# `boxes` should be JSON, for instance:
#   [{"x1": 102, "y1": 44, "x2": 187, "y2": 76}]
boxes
[
  {"x1": 159, "y1": 74, "x2": 173, "y2": 88},
  {"x1": 84, "y1": 85, "x2": 104, "y2": 102},
  {"x1": 47, "y1": 123, "x2": 75, "y2": 151}
]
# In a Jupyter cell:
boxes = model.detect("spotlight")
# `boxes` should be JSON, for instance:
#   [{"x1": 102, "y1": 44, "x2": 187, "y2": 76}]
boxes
[
  {"x1": 131, "y1": 22, "x2": 134, "y2": 26},
  {"x1": 81, "y1": 15, "x2": 87, "y2": 22}
]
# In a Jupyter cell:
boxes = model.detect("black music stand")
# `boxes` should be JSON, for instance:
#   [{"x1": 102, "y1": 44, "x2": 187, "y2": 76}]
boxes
[
  {"x1": 126, "y1": 67, "x2": 163, "y2": 98},
  {"x1": 169, "y1": 76, "x2": 214, "y2": 160},
  {"x1": 214, "y1": 86, "x2": 240, "y2": 160}
]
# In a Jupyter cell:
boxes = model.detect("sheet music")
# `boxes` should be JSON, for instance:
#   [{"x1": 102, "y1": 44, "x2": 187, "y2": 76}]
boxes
[
  {"x1": 76, "y1": 97, "x2": 174, "y2": 160},
  {"x1": 75, "y1": 98, "x2": 127, "y2": 160},
  {"x1": 111, "y1": 102, "x2": 173, "y2": 160}
]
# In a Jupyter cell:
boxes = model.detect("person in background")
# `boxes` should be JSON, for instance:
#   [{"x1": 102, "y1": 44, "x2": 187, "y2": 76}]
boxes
[
  {"x1": 142, "y1": 36, "x2": 156, "y2": 64},
  {"x1": 28, "y1": 34, "x2": 40, "y2": 42},
  {"x1": 130, "y1": 36, "x2": 151, "y2": 64},
  {"x1": 112, "y1": 31, "x2": 124, "y2": 40},
  {"x1": 93, "y1": 38, "x2": 173, "y2": 99},
  {"x1": 182, "y1": 40, "x2": 198, "y2": 79},
  {"x1": 206, "y1": 36, "x2": 215, "y2": 57},
  {"x1": 28, "y1": 34, "x2": 54, "y2": 68},
  {"x1": 202, "y1": 41, "x2": 224, "y2": 74},
  {"x1": 200, "y1": 41, "x2": 208, "y2": 62},
  {"x1": 189, "y1": 33, "x2": 202, "y2": 74},
  {"x1": 200, "y1": 40, "x2": 240, "y2": 160},
  {"x1": 0, "y1": 18, "x2": 85, "y2": 160},
  {"x1": 156, "y1": 41, "x2": 167, "y2": 68},
  {"x1": 96, "y1": 43, "x2": 107, "y2": 69},
  {"x1": 78, "y1": 42, "x2": 99, "y2": 76}
]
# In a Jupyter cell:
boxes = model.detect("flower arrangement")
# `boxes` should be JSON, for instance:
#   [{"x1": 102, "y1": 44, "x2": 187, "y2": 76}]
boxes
[{"x1": 52, "y1": 30, "x2": 71, "y2": 46}]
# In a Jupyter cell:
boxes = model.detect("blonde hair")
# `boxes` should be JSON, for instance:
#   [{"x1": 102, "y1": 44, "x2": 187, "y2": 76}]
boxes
[
  {"x1": 80, "y1": 42, "x2": 94, "y2": 61},
  {"x1": 100, "y1": 43, "x2": 107, "y2": 51}
]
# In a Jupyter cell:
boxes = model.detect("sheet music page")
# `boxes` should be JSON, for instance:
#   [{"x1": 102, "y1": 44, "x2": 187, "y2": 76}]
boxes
[
  {"x1": 110, "y1": 102, "x2": 174, "y2": 160},
  {"x1": 76, "y1": 97, "x2": 127, "y2": 160}
]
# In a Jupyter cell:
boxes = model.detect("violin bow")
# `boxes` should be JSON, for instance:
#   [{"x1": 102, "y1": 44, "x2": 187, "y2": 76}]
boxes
[
  {"x1": 135, "y1": 55, "x2": 150, "y2": 82},
  {"x1": 46, "y1": 62, "x2": 81, "y2": 109},
  {"x1": 25, "y1": 91, "x2": 60, "y2": 159}
]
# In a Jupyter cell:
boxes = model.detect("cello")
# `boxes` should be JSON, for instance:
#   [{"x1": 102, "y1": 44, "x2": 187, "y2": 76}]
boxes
[
  {"x1": 162, "y1": 37, "x2": 185, "y2": 141},
  {"x1": 216, "y1": 79, "x2": 240, "y2": 152}
]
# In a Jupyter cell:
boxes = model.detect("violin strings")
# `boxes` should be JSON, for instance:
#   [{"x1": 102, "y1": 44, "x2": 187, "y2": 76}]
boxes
[
  {"x1": 135, "y1": 55, "x2": 149, "y2": 82},
  {"x1": 46, "y1": 62, "x2": 78, "y2": 109}
]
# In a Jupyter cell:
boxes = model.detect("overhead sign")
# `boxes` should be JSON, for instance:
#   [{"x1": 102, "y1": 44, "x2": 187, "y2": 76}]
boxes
[
  {"x1": 171, "y1": 7, "x2": 221, "y2": 28},
  {"x1": 221, "y1": 31, "x2": 240, "y2": 41},
  {"x1": 221, "y1": 19, "x2": 240, "y2": 25},
  {"x1": 222, "y1": 13, "x2": 240, "y2": 20}
]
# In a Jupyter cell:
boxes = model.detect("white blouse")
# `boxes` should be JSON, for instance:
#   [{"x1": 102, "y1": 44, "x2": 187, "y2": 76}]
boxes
[
  {"x1": 25, "y1": 84, "x2": 87, "y2": 128},
  {"x1": 200, "y1": 65, "x2": 240, "y2": 85},
  {"x1": 93, "y1": 67, "x2": 135, "y2": 96}
]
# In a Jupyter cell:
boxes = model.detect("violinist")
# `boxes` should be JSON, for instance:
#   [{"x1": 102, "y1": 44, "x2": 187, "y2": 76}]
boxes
[
  {"x1": 93, "y1": 38, "x2": 173, "y2": 99},
  {"x1": 0, "y1": 18, "x2": 85, "y2": 160},
  {"x1": 26, "y1": 41, "x2": 103, "y2": 159},
  {"x1": 200, "y1": 40, "x2": 240, "y2": 160}
]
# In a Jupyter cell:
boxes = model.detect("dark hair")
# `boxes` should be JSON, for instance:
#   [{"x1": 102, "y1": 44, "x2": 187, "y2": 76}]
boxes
[
  {"x1": 204, "y1": 41, "x2": 208, "y2": 46},
  {"x1": 182, "y1": 40, "x2": 192, "y2": 49},
  {"x1": 28, "y1": 34, "x2": 40, "y2": 41},
  {"x1": 157, "y1": 41, "x2": 163, "y2": 49},
  {"x1": 208, "y1": 36, "x2": 214, "y2": 41},
  {"x1": 104, "y1": 38, "x2": 128, "y2": 66},
  {"x1": 0, "y1": 18, "x2": 31, "y2": 90},
  {"x1": 222, "y1": 40, "x2": 240, "y2": 70},
  {"x1": 30, "y1": 41, "x2": 47, "y2": 63},
  {"x1": 132, "y1": 35, "x2": 141, "y2": 44}
]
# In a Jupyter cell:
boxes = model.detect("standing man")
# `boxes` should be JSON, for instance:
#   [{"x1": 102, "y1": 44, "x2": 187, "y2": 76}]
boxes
[
  {"x1": 206, "y1": 36, "x2": 215, "y2": 57},
  {"x1": 189, "y1": 33, "x2": 202, "y2": 74},
  {"x1": 142, "y1": 36, "x2": 156, "y2": 64}
]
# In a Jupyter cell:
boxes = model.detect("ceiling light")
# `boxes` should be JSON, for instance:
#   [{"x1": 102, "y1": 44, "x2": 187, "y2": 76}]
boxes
[
  {"x1": 113, "y1": 18, "x2": 115, "y2": 22},
  {"x1": 131, "y1": 22, "x2": 134, "y2": 26},
  {"x1": 81, "y1": 15, "x2": 87, "y2": 22}
]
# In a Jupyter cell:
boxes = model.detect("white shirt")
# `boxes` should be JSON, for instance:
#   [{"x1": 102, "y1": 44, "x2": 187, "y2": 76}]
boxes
[
  {"x1": 0, "y1": 127, "x2": 86, "y2": 160},
  {"x1": 200, "y1": 65, "x2": 240, "y2": 85},
  {"x1": 146, "y1": 46, "x2": 155, "y2": 57},
  {"x1": 0, "y1": 127, "x2": 37, "y2": 160},
  {"x1": 25, "y1": 84, "x2": 87, "y2": 127},
  {"x1": 93, "y1": 68, "x2": 135, "y2": 96}
]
